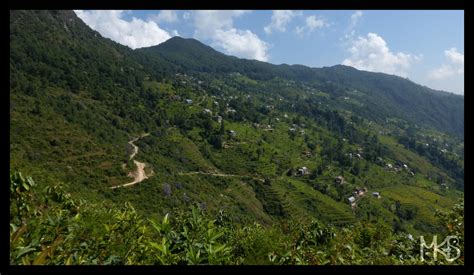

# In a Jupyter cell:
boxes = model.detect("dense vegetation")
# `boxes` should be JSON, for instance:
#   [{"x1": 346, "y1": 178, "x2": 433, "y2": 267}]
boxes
[
  {"x1": 10, "y1": 170, "x2": 464, "y2": 265},
  {"x1": 10, "y1": 10, "x2": 464, "y2": 265}
]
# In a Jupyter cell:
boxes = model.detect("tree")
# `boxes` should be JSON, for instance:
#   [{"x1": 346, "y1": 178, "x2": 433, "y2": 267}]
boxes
[
  {"x1": 209, "y1": 134, "x2": 223, "y2": 149},
  {"x1": 351, "y1": 161, "x2": 361, "y2": 176}
]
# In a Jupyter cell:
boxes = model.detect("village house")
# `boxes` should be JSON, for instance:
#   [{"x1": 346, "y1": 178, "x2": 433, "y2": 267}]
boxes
[
  {"x1": 297, "y1": 166, "x2": 309, "y2": 176},
  {"x1": 203, "y1": 108, "x2": 212, "y2": 115},
  {"x1": 348, "y1": 196, "x2": 356, "y2": 208},
  {"x1": 353, "y1": 187, "x2": 367, "y2": 197},
  {"x1": 170, "y1": 95, "x2": 181, "y2": 101},
  {"x1": 334, "y1": 176, "x2": 344, "y2": 185},
  {"x1": 372, "y1": 192, "x2": 381, "y2": 199},
  {"x1": 185, "y1": 99, "x2": 193, "y2": 104},
  {"x1": 376, "y1": 157, "x2": 384, "y2": 165},
  {"x1": 228, "y1": 130, "x2": 237, "y2": 137},
  {"x1": 226, "y1": 107, "x2": 237, "y2": 114}
]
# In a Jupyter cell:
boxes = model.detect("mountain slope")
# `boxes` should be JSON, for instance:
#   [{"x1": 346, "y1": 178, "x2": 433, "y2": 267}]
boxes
[
  {"x1": 10, "y1": 10, "x2": 463, "y2": 238},
  {"x1": 138, "y1": 38, "x2": 464, "y2": 138},
  {"x1": 312, "y1": 65, "x2": 464, "y2": 138}
]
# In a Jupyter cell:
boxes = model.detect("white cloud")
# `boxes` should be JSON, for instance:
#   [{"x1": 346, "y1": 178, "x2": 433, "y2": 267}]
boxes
[
  {"x1": 349, "y1": 11, "x2": 363, "y2": 30},
  {"x1": 264, "y1": 10, "x2": 302, "y2": 34},
  {"x1": 152, "y1": 10, "x2": 179, "y2": 23},
  {"x1": 342, "y1": 10, "x2": 363, "y2": 40},
  {"x1": 212, "y1": 29, "x2": 269, "y2": 61},
  {"x1": 445, "y1": 47, "x2": 464, "y2": 65},
  {"x1": 74, "y1": 10, "x2": 171, "y2": 49},
  {"x1": 295, "y1": 15, "x2": 327, "y2": 36},
  {"x1": 193, "y1": 10, "x2": 249, "y2": 39},
  {"x1": 342, "y1": 33, "x2": 420, "y2": 77},
  {"x1": 428, "y1": 48, "x2": 464, "y2": 80},
  {"x1": 192, "y1": 10, "x2": 269, "y2": 61}
]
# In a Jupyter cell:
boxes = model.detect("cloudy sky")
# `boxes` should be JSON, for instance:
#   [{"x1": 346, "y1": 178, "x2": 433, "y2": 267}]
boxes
[{"x1": 74, "y1": 10, "x2": 464, "y2": 95}]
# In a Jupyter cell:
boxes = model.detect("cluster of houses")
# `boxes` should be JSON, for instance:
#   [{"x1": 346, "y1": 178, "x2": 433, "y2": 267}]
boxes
[
  {"x1": 288, "y1": 123, "x2": 306, "y2": 136},
  {"x1": 347, "y1": 187, "x2": 381, "y2": 209},
  {"x1": 174, "y1": 73, "x2": 206, "y2": 88},
  {"x1": 253, "y1": 123, "x2": 274, "y2": 131},
  {"x1": 385, "y1": 161, "x2": 415, "y2": 176}
]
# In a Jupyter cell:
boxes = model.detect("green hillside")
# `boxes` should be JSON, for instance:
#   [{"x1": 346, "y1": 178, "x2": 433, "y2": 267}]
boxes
[{"x1": 9, "y1": 10, "x2": 464, "y2": 265}]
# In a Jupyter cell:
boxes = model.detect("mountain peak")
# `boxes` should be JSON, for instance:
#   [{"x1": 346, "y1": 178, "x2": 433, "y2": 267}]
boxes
[{"x1": 143, "y1": 36, "x2": 218, "y2": 54}]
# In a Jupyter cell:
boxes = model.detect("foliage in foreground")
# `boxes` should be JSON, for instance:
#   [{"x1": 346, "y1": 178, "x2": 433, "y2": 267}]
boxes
[{"x1": 10, "y1": 170, "x2": 463, "y2": 265}]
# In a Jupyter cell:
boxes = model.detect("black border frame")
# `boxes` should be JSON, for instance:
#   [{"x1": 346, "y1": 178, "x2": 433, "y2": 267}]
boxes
[{"x1": 4, "y1": 0, "x2": 470, "y2": 274}]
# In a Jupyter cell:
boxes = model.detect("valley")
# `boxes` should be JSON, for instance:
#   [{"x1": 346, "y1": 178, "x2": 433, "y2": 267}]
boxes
[{"x1": 9, "y1": 10, "x2": 464, "y2": 265}]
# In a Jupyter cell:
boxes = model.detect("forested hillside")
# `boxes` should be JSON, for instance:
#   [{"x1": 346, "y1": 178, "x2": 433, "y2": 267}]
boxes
[{"x1": 10, "y1": 10, "x2": 464, "y2": 265}]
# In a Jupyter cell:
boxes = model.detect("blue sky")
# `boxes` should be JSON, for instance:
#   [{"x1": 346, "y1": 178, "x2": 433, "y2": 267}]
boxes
[{"x1": 75, "y1": 10, "x2": 464, "y2": 95}]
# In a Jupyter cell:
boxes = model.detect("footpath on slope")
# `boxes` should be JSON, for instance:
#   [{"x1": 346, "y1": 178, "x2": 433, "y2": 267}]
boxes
[{"x1": 110, "y1": 133, "x2": 152, "y2": 189}]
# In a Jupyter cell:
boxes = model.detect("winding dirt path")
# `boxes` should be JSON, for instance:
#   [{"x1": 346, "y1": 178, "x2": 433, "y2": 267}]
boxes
[{"x1": 110, "y1": 133, "x2": 152, "y2": 189}]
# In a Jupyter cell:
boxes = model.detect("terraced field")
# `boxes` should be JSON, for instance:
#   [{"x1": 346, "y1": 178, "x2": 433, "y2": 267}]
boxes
[
  {"x1": 379, "y1": 184, "x2": 458, "y2": 226},
  {"x1": 273, "y1": 177, "x2": 357, "y2": 225}
]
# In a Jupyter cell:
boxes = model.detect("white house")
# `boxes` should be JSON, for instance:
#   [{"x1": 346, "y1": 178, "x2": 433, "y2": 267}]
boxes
[
  {"x1": 372, "y1": 192, "x2": 381, "y2": 198},
  {"x1": 348, "y1": 196, "x2": 356, "y2": 203},
  {"x1": 297, "y1": 166, "x2": 309, "y2": 176}
]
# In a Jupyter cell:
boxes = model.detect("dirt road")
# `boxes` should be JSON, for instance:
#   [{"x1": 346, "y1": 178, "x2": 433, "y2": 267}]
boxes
[{"x1": 110, "y1": 133, "x2": 151, "y2": 189}]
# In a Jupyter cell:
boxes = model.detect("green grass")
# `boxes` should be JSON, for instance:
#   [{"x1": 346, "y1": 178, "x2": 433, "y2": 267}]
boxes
[
  {"x1": 379, "y1": 184, "x2": 457, "y2": 232},
  {"x1": 273, "y1": 178, "x2": 356, "y2": 225}
]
